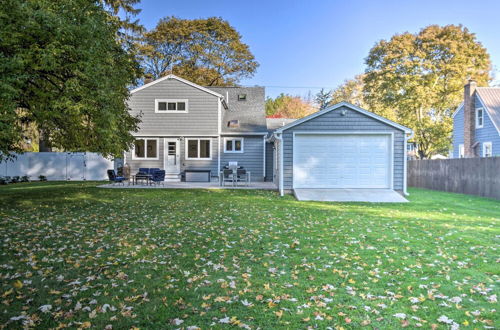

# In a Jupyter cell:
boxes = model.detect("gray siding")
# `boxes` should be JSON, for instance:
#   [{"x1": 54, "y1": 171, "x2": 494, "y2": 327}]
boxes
[
  {"x1": 452, "y1": 106, "x2": 464, "y2": 158},
  {"x1": 128, "y1": 78, "x2": 219, "y2": 136},
  {"x1": 280, "y1": 106, "x2": 406, "y2": 192},
  {"x1": 265, "y1": 142, "x2": 274, "y2": 182},
  {"x1": 220, "y1": 136, "x2": 265, "y2": 181}
]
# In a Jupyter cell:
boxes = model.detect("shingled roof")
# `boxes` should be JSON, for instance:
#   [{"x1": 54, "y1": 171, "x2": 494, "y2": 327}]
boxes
[{"x1": 207, "y1": 86, "x2": 267, "y2": 134}]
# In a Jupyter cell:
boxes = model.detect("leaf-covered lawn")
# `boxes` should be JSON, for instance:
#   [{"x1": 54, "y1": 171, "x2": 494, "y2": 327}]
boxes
[{"x1": 0, "y1": 182, "x2": 498, "y2": 329}]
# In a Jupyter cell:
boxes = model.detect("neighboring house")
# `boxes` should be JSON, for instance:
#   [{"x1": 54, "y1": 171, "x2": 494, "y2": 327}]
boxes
[
  {"x1": 452, "y1": 80, "x2": 500, "y2": 158},
  {"x1": 124, "y1": 74, "x2": 269, "y2": 182},
  {"x1": 269, "y1": 102, "x2": 413, "y2": 196}
]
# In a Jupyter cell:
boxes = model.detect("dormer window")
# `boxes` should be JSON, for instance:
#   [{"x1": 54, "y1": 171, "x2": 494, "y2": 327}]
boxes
[
  {"x1": 155, "y1": 99, "x2": 188, "y2": 113},
  {"x1": 476, "y1": 107, "x2": 484, "y2": 128},
  {"x1": 237, "y1": 94, "x2": 247, "y2": 101},
  {"x1": 228, "y1": 120, "x2": 239, "y2": 128}
]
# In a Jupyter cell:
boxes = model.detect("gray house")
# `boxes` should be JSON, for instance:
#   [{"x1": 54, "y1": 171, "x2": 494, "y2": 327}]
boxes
[
  {"x1": 124, "y1": 74, "x2": 269, "y2": 182},
  {"x1": 452, "y1": 80, "x2": 500, "y2": 158},
  {"x1": 125, "y1": 75, "x2": 412, "y2": 200},
  {"x1": 269, "y1": 102, "x2": 413, "y2": 196}
]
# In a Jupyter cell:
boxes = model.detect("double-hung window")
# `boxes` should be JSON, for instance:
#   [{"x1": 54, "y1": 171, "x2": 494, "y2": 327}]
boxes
[
  {"x1": 133, "y1": 138, "x2": 158, "y2": 159},
  {"x1": 483, "y1": 142, "x2": 492, "y2": 157},
  {"x1": 186, "y1": 139, "x2": 211, "y2": 160},
  {"x1": 155, "y1": 99, "x2": 188, "y2": 113},
  {"x1": 476, "y1": 107, "x2": 484, "y2": 128},
  {"x1": 224, "y1": 138, "x2": 244, "y2": 153}
]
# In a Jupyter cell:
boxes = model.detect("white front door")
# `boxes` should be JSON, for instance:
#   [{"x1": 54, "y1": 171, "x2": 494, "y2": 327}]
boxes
[
  {"x1": 293, "y1": 134, "x2": 392, "y2": 189},
  {"x1": 164, "y1": 138, "x2": 180, "y2": 174}
]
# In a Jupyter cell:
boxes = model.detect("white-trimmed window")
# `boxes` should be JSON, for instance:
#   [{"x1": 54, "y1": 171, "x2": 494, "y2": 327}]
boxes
[
  {"x1": 224, "y1": 138, "x2": 244, "y2": 153},
  {"x1": 133, "y1": 138, "x2": 158, "y2": 159},
  {"x1": 476, "y1": 107, "x2": 484, "y2": 128},
  {"x1": 185, "y1": 139, "x2": 211, "y2": 160},
  {"x1": 483, "y1": 142, "x2": 492, "y2": 157},
  {"x1": 458, "y1": 144, "x2": 464, "y2": 158},
  {"x1": 155, "y1": 99, "x2": 188, "y2": 113}
]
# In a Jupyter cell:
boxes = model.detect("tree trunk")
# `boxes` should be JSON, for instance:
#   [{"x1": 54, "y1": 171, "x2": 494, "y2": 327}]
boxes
[{"x1": 38, "y1": 129, "x2": 52, "y2": 152}]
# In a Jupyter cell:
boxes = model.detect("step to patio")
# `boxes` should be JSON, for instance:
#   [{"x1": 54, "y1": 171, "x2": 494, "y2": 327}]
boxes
[{"x1": 165, "y1": 174, "x2": 181, "y2": 182}]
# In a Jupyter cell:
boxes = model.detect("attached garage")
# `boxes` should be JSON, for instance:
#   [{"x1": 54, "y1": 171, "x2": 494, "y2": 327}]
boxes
[
  {"x1": 271, "y1": 102, "x2": 412, "y2": 198},
  {"x1": 293, "y1": 133, "x2": 392, "y2": 189}
]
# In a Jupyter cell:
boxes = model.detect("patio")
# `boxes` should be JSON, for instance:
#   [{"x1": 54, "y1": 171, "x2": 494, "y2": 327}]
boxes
[{"x1": 98, "y1": 181, "x2": 277, "y2": 190}]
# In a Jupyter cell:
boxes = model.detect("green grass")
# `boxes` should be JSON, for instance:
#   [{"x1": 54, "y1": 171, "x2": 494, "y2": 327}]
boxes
[{"x1": 0, "y1": 182, "x2": 498, "y2": 329}]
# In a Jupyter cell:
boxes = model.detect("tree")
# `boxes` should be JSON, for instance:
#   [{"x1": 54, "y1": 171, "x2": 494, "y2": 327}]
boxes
[
  {"x1": 0, "y1": 0, "x2": 142, "y2": 160},
  {"x1": 329, "y1": 75, "x2": 368, "y2": 109},
  {"x1": 314, "y1": 88, "x2": 332, "y2": 110},
  {"x1": 139, "y1": 17, "x2": 259, "y2": 86},
  {"x1": 265, "y1": 94, "x2": 315, "y2": 118},
  {"x1": 364, "y1": 24, "x2": 491, "y2": 158}
]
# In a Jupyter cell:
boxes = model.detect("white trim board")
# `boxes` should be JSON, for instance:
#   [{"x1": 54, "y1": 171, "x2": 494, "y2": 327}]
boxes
[
  {"x1": 291, "y1": 131, "x2": 394, "y2": 190},
  {"x1": 130, "y1": 74, "x2": 224, "y2": 98},
  {"x1": 274, "y1": 102, "x2": 412, "y2": 134}
]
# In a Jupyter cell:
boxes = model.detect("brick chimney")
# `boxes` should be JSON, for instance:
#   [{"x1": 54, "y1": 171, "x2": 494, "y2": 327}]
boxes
[{"x1": 463, "y1": 79, "x2": 477, "y2": 157}]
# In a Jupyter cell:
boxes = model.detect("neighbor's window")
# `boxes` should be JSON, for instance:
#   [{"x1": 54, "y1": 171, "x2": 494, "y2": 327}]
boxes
[
  {"x1": 237, "y1": 94, "x2": 247, "y2": 101},
  {"x1": 476, "y1": 107, "x2": 484, "y2": 128},
  {"x1": 156, "y1": 99, "x2": 188, "y2": 113},
  {"x1": 186, "y1": 139, "x2": 211, "y2": 159},
  {"x1": 483, "y1": 142, "x2": 492, "y2": 157},
  {"x1": 134, "y1": 138, "x2": 158, "y2": 159},
  {"x1": 458, "y1": 144, "x2": 465, "y2": 158},
  {"x1": 224, "y1": 138, "x2": 244, "y2": 153}
]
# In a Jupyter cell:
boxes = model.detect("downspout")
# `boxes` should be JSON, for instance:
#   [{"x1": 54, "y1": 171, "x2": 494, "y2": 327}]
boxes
[
  {"x1": 217, "y1": 98, "x2": 222, "y2": 178},
  {"x1": 403, "y1": 130, "x2": 414, "y2": 196},
  {"x1": 262, "y1": 135, "x2": 266, "y2": 180},
  {"x1": 275, "y1": 133, "x2": 284, "y2": 196}
]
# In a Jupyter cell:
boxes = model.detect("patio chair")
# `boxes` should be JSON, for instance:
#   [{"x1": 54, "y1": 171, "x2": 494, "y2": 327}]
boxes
[
  {"x1": 221, "y1": 168, "x2": 234, "y2": 187},
  {"x1": 235, "y1": 168, "x2": 250, "y2": 187},
  {"x1": 150, "y1": 170, "x2": 165, "y2": 186},
  {"x1": 107, "y1": 170, "x2": 126, "y2": 185}
]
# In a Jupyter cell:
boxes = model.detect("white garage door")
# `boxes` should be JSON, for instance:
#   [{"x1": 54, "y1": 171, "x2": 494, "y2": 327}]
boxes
[{"x1": 294, "y1": 134, "x2": 391, "y2": 189}]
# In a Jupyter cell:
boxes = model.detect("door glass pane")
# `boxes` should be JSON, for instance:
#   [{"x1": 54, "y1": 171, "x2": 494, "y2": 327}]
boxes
[
  {"x1": 168, "y1": 142, "x2": 176, "y2": 155},
  {"x1": 177, "y1": 102, "x2": 186, "y2": 111},
  {"x1": 200, "y1": 140, "x2": 210, "y2": 158},
  {"x1": 168, "y1": 102, "x2": 176, "y2": 110},
  {"x1": 188, "y1": 140, "x2": 198, "y2": 158},
  {"x1": 134, "y1": 139, "x2": 145, "y2": 158},
  {"x1": 146, "y1": 139, "x2": 157, "y2": 158},
  {"x1": 234, "y1": 140, "x2": 241, "y2": 151},
  {"x1": 226, "y1": 140, "x2": 233, "y2": 151}
]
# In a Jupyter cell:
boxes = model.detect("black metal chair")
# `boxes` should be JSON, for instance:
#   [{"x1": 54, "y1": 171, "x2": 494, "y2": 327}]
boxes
[
  {"x1": 107, "y1": 170, "x2": 126, "y2": 185},
  {"x1": 150, "y1": 170, "x2": 165, "y2": 186}
]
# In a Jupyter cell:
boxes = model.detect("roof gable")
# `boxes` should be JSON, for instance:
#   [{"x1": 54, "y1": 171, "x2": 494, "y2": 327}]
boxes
[
  {"x1": 274, "y1": 102, "x2": 412, "y2": 134},
  {"x1": 130, "y1": 74, "x2": 224, "y2": 98}
]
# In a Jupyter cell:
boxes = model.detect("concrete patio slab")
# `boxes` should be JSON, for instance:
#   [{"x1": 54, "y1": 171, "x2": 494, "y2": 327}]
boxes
[
  {"x1": 98, "y1": 181, "x2": 277, "y2": 190},
  {"x1": 293, "y1": 189, "x2": 408, "y2": 203}
]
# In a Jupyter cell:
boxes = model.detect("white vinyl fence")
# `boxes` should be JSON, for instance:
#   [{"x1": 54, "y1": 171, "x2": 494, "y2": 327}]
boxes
[{"x1": 1, "y1": 152, "x2": 114, "y2": 181}]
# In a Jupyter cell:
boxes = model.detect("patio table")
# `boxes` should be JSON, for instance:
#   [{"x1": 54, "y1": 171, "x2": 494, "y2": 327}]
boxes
[{"x1": 132, "y1": 174, "x2": 152, "y2": 185}]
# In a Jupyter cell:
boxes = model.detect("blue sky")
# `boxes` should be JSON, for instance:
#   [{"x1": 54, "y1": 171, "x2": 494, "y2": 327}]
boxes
[{"x1": 136, "y1": 0, "x2": 500, "y2": 98}]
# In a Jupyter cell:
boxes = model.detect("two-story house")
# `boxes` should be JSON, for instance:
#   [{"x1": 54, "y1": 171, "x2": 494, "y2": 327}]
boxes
[
  {"x1": 452, "y1": 80, "x2": 500, "y2": 158},
  {"x1": 124, "y1": 74, "x2": 269, "y2": 182}
]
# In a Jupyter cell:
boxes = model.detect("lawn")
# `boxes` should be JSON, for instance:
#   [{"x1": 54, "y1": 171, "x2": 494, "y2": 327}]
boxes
[{"x1": 0, "y1": 183, "x2": 498, "y2": 329}]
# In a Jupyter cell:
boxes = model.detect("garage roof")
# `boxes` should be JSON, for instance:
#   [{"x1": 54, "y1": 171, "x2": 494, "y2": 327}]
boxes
[{"x1": 273, "y1": 102, "x2": 413, "y2": 134}]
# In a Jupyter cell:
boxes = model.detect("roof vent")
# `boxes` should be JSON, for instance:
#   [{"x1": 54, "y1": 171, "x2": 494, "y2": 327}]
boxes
[
  {"x1": 237, "y1": 94, "x2": 247, "y2": 101},
  {"x1": 228, "y1": 120, "x2": 240, "y2": 128}
]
